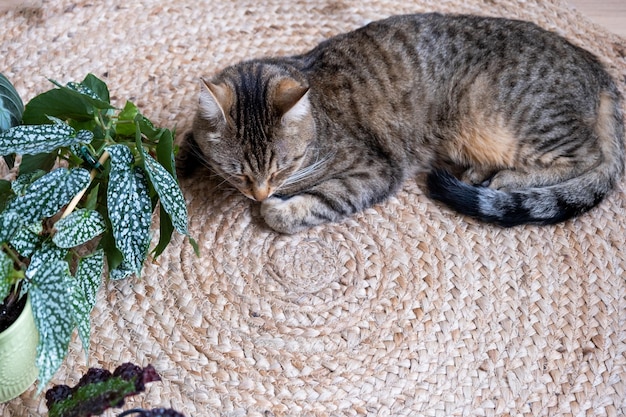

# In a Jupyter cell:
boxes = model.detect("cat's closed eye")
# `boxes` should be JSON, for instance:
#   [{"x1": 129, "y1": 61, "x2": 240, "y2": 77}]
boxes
[{"x1": 234, "y1": 174, "x2": 251, "y2": 185}]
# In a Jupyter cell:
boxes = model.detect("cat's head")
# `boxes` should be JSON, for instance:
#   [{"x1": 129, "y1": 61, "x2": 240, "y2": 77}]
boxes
[{"x1": 193, "y1": 61, "x2": 315, "y2": 201}]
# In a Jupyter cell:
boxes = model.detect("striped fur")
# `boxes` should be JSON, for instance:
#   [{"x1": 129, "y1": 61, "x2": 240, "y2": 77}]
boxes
[{"x1": 183, "y1": 13, "x2": 624, "y2": 233}]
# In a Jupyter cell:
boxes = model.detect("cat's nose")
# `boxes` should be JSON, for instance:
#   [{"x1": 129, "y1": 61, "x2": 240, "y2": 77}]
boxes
[{"x1": 252, "y1": 184, "x2": 271, "y2": 201}]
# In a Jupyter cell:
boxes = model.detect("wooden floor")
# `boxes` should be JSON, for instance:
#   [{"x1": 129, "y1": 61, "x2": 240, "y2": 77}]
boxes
[{"x1": 567, "y1": 0, "x2": 626, "y2": 37}]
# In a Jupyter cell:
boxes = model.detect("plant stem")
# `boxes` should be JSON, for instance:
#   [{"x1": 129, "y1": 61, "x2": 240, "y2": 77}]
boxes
[
  {"x1": 1, "y1": 243, "x2": 27, "y2": 277},
  {"x1": 2, "y1": 243, "x2": 21, "y2": 266},
  {"x1": 61, "y1": 150, "x2": 110, "y2": 219}
]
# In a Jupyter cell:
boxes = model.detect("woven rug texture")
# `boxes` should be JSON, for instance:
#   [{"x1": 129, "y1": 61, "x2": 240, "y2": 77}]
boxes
[{"x1": 1, "y1": 0, "x2": 625, "y2": 416}]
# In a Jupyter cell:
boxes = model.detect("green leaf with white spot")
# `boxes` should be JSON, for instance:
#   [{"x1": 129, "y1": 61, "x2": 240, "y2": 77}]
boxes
[
  {"x1": 0, "y1": 211, "x2": 19, "y2": 244},
  {"x1": 109, "y1": 260, "x2": 136, "y2": 281},
  {"x1": 0, "y1": 74, "x2": 23, "y2": 132},
  {"x1": 11, "y1": 170, "x2": 46, "y2": 195},
  {"x1": 0, "y1": 251, "x2": 12, "y2": 302},
  {"x1": 69, "y1": 280, "x2": 91, "y2": 360},
  {"x1": 9, "y1": 223, "x2": 42, "y2": 257},
  {"x1": 75, "y1": 249, "x2": 104, "y2": 307},
  {"x1": 0, "y1": 123, "x2": 85, "y2": 156},
  {"x1": 53, "y1": 209, "x2": 106, "y2": 249},
  {"x1": 142, "y1": 150, "x2": 188, "y2": 235},
  {"x1": 20, "y1": 241, "x2": 68, "y2": 300},
  {"x1": 106, "y1": 145, "x2": 152, "y2": 277},
  {"x1": 78, "y1": 73, "x2": 110, "y2": 103},
  {"x1": 30, "y1": 259, "x2": 73, "y2": 392},
  {"x1": 66, "y1": 82, "x2": 101, "y2": 101},
  {"x1": 2, "y1": 168, "x2": 90, "y2": 243},
  {"x1": 76, "y1": 129, "x2": 94, "y2": 143},
  {"x1": 25, "y1": 168, "x2": 91, "y2": 218},
  {"x1": 26, "y1": 240, "x2": 68, "y2": 280}
]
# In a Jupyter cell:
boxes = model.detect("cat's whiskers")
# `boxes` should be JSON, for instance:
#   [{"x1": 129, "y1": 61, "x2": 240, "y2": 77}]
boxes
[
  {"x1": 190, "y1": 148, "x2": 237, "y2": 182},
  {"x1": 187, "y1": 147, "x2": 216, "y2": 173},
  {"x1": 283, "y1": 151, "x2": 335, "y2": 186}
]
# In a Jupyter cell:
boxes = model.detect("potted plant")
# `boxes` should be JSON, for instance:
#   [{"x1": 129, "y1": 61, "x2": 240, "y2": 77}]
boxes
[{"x1": 0, "y1": 73, "x2": 196, "y2": 401}]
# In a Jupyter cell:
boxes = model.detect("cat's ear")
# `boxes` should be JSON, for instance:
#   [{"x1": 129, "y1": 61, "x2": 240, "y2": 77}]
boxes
[
  {"x1": 275, "y1": 78, "x2": 310, "y2": 123},
  {"x1": 199, "y1": 78, "x2": 232, "y2": 123}
]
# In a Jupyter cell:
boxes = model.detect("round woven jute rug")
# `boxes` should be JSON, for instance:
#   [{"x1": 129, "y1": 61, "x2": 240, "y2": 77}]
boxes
[{"x1": 1, "y1": 0, "x2": 625, "y2": 416}]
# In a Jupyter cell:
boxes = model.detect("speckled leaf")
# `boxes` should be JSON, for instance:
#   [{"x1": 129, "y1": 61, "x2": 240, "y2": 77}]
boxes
[
  {"x1": 66, "y1": 82, "x2": 101, "y2": 101},
  {"x1": 69, "y1": 280, "x2": 91, "y2": 359},
  {"x1": 25, "y1": 240, "x2": 68, "y2": 280},
  {"x1": 76, "y1": 129, "x2": 94, "y2": 144},
  {"x1": 9, "y1": 223, "x2": 42, "y2": 257},
  {"x1": 11, "y1": 170, "x2": 45, "y2": 195},
  {"x1": 78, "y1": 74, "x2": 110, "y2": 103},
  {"x1": 32, "y1": 168, "x2": 91, "y2": 218},
  {"x1": 109, "y1": 260, "x2": 136, "y2": 281},
  {"x1": 106, "y1": 145, "x2": 152, "y2": 277},
  {"x1": 30, "y1": 259, "x2": 73, "y2": 392},
  {"x1": 0, "y1": 251, "x2": 12, "y2": 302},
  {"x1": 3, "y1": 168, "x2": 90, "y2": 243},
  {"x1": 53, "y1": 209, "x2": 106, "y2": 248},
  {"x1": 0, "y1": 74, "x2": 23, "y2": 131},
  {"x1": 0, "y1": 123, "x2": 83, "y2": 155},
  {"x1": 142, "y1": 150, "x2": 188, "y2": 235},
  {"x1": 75, "y1": 249, "x2": 104, "y2": 308},
  {"x1": 0, "y1": 210, "x2": 19, "y2": 244}
]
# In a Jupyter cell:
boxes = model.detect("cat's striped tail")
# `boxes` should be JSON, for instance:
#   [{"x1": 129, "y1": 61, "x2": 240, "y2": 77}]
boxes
[{"x1": 426, "y1": 92, "x2": 624, "y2": 227}]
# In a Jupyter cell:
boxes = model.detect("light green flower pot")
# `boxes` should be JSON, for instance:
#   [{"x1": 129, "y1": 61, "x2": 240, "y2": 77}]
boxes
[{"x1": 0, "y1": 295, "x2": 39, "y2": 403}]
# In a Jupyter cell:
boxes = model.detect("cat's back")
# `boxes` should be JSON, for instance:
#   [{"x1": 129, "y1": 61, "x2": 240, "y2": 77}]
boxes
[
  {"x1": 302, "y1": 13, "x2": 608, "y2": 88},
  {"x1": 296, "y1": 12, "x2": 614, "y2": 149}
]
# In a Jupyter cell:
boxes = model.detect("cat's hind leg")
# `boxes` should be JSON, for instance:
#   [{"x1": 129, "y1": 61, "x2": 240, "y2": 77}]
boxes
[
  {"x1": 487, "y1": 139, "x2": 601, "y2": 191},
  {"x1": 487, "y1": 165, "x2": 583, "y2": 191}
]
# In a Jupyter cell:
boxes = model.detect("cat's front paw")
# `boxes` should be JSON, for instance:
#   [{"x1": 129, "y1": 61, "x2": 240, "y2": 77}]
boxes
[{"x1": 260, "y1": 195, "x2": 315, "y2": 234}]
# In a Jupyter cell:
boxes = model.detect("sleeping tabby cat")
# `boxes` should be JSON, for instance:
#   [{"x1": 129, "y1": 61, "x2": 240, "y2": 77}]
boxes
[{"x1": 180, "y1": 13, "x2": 624, "y2": 234}]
